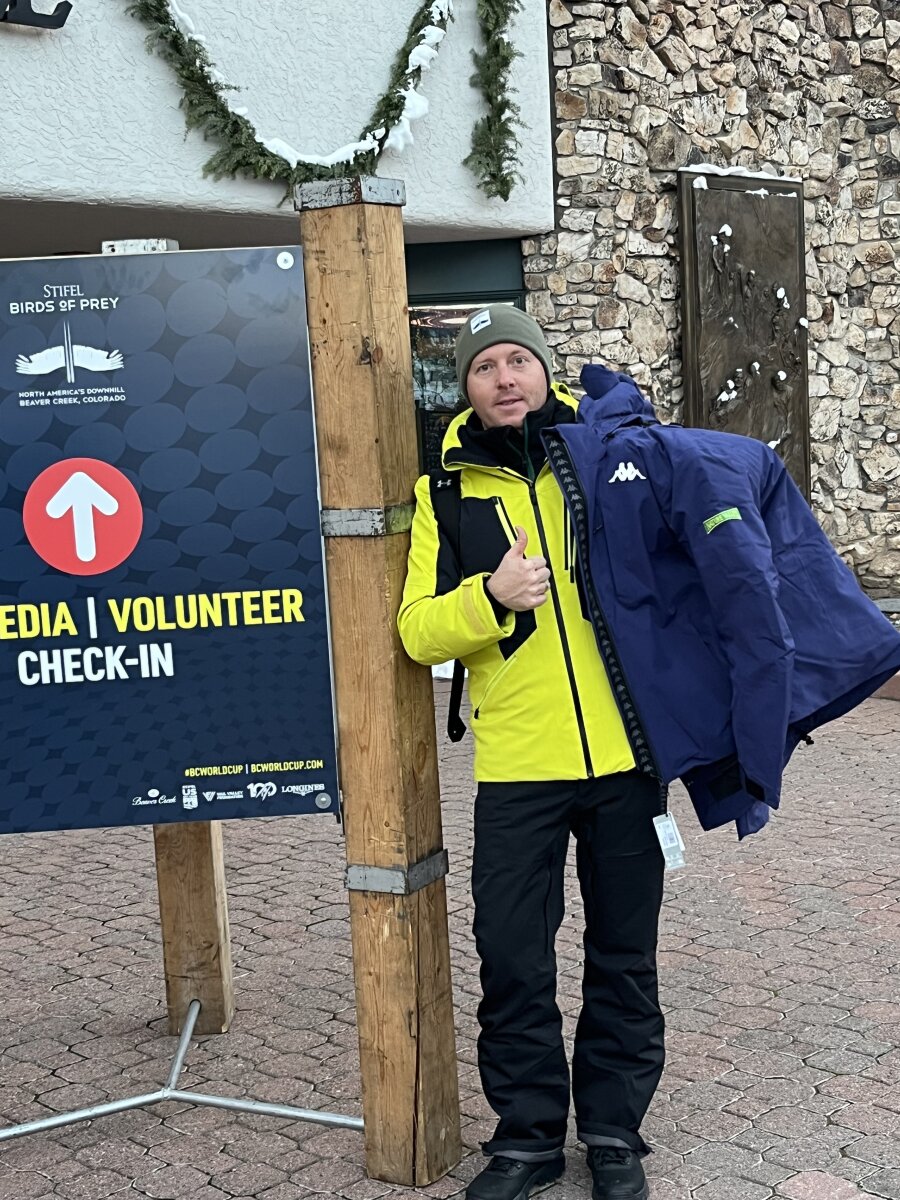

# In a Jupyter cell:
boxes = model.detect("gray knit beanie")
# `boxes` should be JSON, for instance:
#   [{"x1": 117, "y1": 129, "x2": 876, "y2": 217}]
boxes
[{"x1": 454, "y1": 305, "x2": 553, "y2": 402}]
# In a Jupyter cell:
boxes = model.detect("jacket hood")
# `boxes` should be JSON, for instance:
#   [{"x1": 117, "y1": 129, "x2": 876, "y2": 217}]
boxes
[{"x1": 578, "y1": 364, "x2": 660, "y2": 436}]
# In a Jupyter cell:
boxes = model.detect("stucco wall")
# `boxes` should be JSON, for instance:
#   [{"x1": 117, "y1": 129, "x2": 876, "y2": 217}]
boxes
[{"x1": 2, "y1": 0, "x2": 554, "y2": 240}]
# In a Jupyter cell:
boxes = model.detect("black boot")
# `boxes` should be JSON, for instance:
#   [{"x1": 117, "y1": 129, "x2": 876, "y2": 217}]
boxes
[
  {"x1": 466, "y1": 1155, "x2": 566, "y2": 1200},
  {"x1": 586, "y1": 1148, "x2": 648, "y2": 1200}
]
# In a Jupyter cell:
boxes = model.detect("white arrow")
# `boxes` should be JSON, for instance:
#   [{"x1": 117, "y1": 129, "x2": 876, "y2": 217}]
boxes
[{"x1": 45, "y1": 471, "x2": 119, "y2": 563}]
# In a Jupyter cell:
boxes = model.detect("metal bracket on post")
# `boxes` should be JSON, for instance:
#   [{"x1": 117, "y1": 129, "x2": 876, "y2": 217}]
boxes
[
  {"x1": 101, "y1": 238, "x2": 180, "y2": 255},
  {"x1": 345, "y1": 850, "x2": 449, "y2": 896},
  {"x1": 294, "y1": 178, "x2": 406, "y2": 212},
  {"x1": 0, "y1": 0, "x2": 73, "y2": 29},
  {"x1": 321, "y1": 502, "x2": 415, "y2": 538}
]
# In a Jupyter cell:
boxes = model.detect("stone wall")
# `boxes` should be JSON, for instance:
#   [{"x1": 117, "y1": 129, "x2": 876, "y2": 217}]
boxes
[{"x1": 527, "y1": 0, "x2": 900, "y2": 595}]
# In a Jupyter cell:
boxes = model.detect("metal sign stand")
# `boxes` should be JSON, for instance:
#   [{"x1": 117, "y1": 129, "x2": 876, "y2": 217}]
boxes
[{"x1": 0, "y1": 1001, "x2": 363, "y2": 1143}]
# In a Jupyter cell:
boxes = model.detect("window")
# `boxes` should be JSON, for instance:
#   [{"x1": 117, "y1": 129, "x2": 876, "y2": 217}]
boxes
[{"x1": 405, "y1": 240, "x2": 525, "y2": 472}]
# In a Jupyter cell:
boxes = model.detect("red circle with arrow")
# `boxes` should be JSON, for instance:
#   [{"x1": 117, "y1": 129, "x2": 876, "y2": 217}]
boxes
[{"x1": 23, "y1": 458, "x2": 143, "y2": 576}]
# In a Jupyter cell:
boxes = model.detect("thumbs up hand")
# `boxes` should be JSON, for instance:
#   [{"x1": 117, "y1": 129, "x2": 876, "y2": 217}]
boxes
[{"x1": 486, "y1": 527, "x2": 551, "y2": 611}]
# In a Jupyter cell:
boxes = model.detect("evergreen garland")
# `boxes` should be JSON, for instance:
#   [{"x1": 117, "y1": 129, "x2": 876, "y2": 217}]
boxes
[
  {"x1": 465, "y1": 0, "x2": 523, "y2": 201},
  {"x1": 127, "y1": 0, "x2": 522, "y2": 201}
]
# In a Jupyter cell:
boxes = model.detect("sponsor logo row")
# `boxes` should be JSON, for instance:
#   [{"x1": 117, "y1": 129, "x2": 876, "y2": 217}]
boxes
[{"x1": 131, "y1": 782, "x2": 331, "y2": 809}]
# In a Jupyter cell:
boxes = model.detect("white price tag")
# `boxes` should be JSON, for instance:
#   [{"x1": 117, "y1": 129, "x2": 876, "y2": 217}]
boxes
[{"x1": 653, "y1": 812, "x2": 686, "y2": 871}]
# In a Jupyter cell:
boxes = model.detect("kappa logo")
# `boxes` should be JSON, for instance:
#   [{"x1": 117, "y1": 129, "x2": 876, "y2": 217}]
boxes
[
  {"x1": 608, "y1": 461, "x2": 647, "y2": 483},
  {"x1": 16, "y1": 321, "x2": 124, "y2": 385}
]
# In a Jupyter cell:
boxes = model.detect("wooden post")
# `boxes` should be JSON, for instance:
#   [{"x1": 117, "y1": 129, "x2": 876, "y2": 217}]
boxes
[
  {"x1": 102, "y1": 238, "x2": 235, "y2": 1038},
  {"x1": 153, "y1": 821, "x2": 234, "y2": 1034},
  {"x1": 297, "y1": 178, "x2": 461, "y2": 1185}
]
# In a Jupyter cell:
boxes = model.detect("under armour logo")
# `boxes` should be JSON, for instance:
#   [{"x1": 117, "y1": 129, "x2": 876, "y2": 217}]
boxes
[{"x1": 608, "y1": 462, "x2": 647, "y2": 483}]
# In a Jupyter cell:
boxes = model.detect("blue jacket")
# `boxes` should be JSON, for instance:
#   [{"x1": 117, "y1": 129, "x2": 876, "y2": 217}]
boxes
[{"x1": 543, "y1": 364, "x2": 900, "y2": 838}]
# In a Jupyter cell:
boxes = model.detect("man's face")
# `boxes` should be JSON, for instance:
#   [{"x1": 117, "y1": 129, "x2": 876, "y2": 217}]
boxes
[{"x1": 466, "y1": 342, "x2": 549, "y2": 429}]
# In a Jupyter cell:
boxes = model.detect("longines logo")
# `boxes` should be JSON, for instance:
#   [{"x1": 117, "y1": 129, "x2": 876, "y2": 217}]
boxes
[{"x1": 1, "y1": 0, "x2": 73, "y2": 29}]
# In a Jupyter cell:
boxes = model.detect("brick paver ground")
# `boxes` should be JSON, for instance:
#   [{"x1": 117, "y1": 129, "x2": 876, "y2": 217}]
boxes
[{"x1": 1, "y1": 686, "x2": 898, "y2": 1200}]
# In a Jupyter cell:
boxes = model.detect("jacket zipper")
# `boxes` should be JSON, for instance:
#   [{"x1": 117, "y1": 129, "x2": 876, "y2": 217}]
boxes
[
  {"x1": 543, "y1": 429, "x2": 665, "y2": 810},
  {"x1": 444, "y1": 445, "x2": 594, "y2": 779},
  {"x1": 529, "y1": 479, "x2": 594, "y2": 778},
  {"x1": 493, "y1": 497, "x2": 518, "y2": 546},
  {"x1": 472, "y1": 654, "x2": 518, "y2": 720},
  {"x1": 520, "y1": 419, "x2": 594, "y2": 779}
]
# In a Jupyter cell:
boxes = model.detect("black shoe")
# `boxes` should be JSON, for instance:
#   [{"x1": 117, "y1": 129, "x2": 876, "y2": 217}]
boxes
[
  {"x1": 586, "y1": 1147, "x2": 648, "y2": 1200},
  {"x1": 466, "y1": 1155, "x2": 565, "y2": 1200}
]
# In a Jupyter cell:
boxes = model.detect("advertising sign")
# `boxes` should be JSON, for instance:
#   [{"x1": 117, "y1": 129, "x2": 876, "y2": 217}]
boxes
[{"x1": 0, "y1": 246, "x2": 339, "y2": 833}]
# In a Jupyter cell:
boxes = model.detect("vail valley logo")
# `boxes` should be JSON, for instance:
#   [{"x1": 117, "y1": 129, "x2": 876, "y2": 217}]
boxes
[
  {"x1": 16, "y1": 321, "x2": 124, "y2": 384},
  {"x1": 608, "y1": 461, "x2": 647, "y2": 483}
]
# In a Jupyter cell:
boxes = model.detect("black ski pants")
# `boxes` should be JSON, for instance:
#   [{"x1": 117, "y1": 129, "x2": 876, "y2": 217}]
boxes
[{"x1": 472, "y1": 771, "x2": 666, "y2": 1161}]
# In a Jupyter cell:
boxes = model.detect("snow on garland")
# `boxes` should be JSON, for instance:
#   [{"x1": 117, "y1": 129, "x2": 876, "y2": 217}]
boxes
[{"x1": 127, "y1": 0, "x2": 521, "y2": 200}]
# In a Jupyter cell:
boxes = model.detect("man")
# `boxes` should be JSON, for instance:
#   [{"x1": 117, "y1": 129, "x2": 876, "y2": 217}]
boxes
[
  {"x1": 398, "y1": 305, "x2": 663, "y2": 1200},
  {"x1": 400, "y1": 306, "x2": 900, "y2": 1200}
]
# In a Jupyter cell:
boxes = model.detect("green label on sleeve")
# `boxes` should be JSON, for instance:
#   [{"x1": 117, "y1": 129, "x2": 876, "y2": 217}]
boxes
[{"x1": 703, "y1": 507, "x2": 742, "y2": 535}]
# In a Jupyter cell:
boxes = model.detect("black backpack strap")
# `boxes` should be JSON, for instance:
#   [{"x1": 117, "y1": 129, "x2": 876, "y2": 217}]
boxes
[
  {"x1": 447, "y1": 660, "x2": 467, "y2": 742},
  {"x1": 428, "y1": 471, "x2": 467, "y2": 742}
]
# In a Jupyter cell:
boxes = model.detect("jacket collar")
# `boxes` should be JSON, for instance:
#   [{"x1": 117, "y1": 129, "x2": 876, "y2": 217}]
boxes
[{"x1": 442, "y1": 383, "x2": 578, "y2": 473}]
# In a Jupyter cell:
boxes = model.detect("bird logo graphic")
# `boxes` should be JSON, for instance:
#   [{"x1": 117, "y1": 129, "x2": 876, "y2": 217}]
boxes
[{"x1": 15, "y1": 321, "x2": 124, "y2": 384}]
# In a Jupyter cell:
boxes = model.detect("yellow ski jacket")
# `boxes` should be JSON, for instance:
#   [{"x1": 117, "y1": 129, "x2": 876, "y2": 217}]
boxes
[{"x1": 398, "y1": 386, "x2": 636, "y2": 783}]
